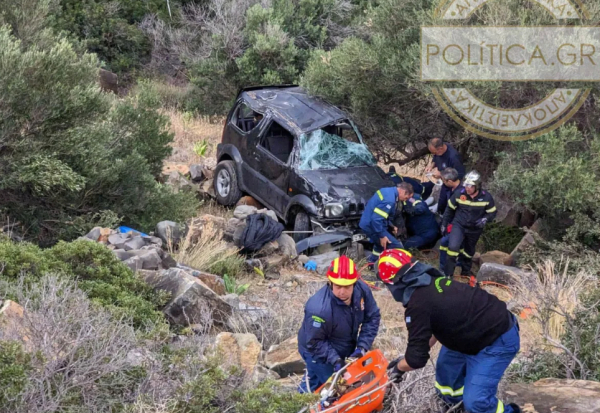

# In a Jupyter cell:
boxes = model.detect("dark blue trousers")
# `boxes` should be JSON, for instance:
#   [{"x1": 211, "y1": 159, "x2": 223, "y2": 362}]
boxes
[
  {"x1": 404, "y1": 229, "x2": 440, "y2": 250},
  {"x1": 439, "y1": 234, "x2": 466, "y2": 273},
  {"x1": 366, "y1": 230, "x2": 403, "y2": 263},
  {"x1": 435, "y1": 318, "x2": 520, "y2": 413},
  {"x1": 298, "y1": 353, "x2": 334, "y2": 394}
]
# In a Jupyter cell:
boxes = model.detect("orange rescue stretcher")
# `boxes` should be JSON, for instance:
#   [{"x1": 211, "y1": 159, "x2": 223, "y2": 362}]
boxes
[{"x1": 310, "y1": 350, "x2": 391, "y2": 413}]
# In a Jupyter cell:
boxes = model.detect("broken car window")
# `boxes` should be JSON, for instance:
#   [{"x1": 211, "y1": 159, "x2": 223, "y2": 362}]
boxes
[
  {"x1": 298, "y1": 121, "x2": 376, "y2": 170},
  {"x1": 259, "y1": 121, "x2": 294, "y2": 163},
  {"x1": 234, "y1": 101, "x2": 264, "y2": 133}
]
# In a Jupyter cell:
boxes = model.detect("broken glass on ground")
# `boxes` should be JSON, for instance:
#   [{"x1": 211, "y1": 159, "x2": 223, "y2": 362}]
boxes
[{"x1": 298, "y1": 123, "x2": 376, "y2": 170}]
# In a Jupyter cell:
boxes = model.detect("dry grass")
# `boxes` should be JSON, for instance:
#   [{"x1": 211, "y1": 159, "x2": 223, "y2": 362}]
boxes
[
  {"x1": 512, "y1": 259, "x2": 596, "y2": 351},
  {"x1": 164, "y1": 108, "x2": 225, "y2": 166},
  {"x1": 173, "y1": 221, "x2": 242, "y2": 276},
  {"x1": 197, "y1": 199, "x2": 235, "y2": 220}
]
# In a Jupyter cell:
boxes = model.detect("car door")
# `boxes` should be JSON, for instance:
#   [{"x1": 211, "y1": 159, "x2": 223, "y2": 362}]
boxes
[
  {"x1": 227, "y1": 100, "x2": 267, "y2": 193},
  {"x1": 251, "y1": 119, "x2": 295, "y2": 217}
]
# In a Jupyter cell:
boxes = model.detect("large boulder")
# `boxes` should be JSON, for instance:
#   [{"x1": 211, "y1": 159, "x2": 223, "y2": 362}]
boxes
[
  {"x1": 189, "y1": 163, "x2": 205, "y2": 182},
  {"x1": 156, "y1": 221, "x2": 184, "y2": 246},
  {"x1": 309, "y1": 251, "x2": 340, "y2": 275},
  {"x1": 167, "y1": 171, "x2": 196, "y2": 193},
  {"x1": 99, "y1": 68, "x2": 118, "y2": 94},
  {"x1": 140, "y1": 268, "x2": 232, "y2": 326},
  {"x1": 264, "y1": 336, "x2": 305, "y2": 377},
  {"x1": 505, "y1": 378, "x2": 600, "y2": 413},
  {"x1": 215, "y1": 333, "x2": 261, "y2": 376},
  {"x1": 277, "y1": 233, "x2": 297, "y2": 257},
  {"x1": 476, "y1": 263, "x2": 531, "y2": 286},
  {"x1": 234, "y1": 205, "x2": 258, "y2": 220},
  {"x1": 474, "y1": 250, "x2": 513, "y2": 266},
  {"x1": 195, "y1": 272, "x2": 226, "y2": 296}
]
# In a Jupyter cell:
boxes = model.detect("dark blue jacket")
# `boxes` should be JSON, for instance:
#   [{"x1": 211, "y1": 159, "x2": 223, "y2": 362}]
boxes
[
  {"x1": 359, "y1": 187, "x2": 398, "y2": 238},
  {"x1": 298, "y1": 281, "x2": 381, "y2": 364},
  {"x1": 403, "y1": 194, "x2": 438, "y2": 235},
  {"x1": 433, "y1": 144, "x2": 465, "y2": 179},
  {"x1": 387, "y1": 173, "x2": 425, "y2": 197}
]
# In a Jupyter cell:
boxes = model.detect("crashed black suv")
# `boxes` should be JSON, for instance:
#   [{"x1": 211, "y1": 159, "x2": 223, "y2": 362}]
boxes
[{"x1": 214, "y1": 85, "x2": 394, "y2": 242}]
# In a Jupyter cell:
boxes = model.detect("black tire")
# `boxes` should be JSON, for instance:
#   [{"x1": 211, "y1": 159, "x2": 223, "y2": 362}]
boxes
[
  {"x1": 213, "y1": 160, "x2": 242, "y2": 206},
  {"x1": 293, "y1": 211, "x2": 312, "y2": 243}
]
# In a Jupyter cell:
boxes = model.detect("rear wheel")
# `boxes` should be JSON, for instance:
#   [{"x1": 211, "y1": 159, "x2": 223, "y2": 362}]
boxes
[
  {"x1": 293, "y1": 211, "x2": 312, "y2": 243},
  {"x1": 214, "y1": 160, "x2": 242, "y2": 206}
]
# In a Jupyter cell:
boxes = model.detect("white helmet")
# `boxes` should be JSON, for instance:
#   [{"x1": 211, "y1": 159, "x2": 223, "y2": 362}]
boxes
[{"x1": 463, "y1": 170, "x2": 482, "y2": 190}]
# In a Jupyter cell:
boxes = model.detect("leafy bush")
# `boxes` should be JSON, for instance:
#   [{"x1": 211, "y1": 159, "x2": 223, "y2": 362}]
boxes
[
  {"x1": 479, "y1": 222, "x2": 524, "y2": 254},
  {"x1": 0, "y1": 239, "x2": 168, "y2": 328},
  {"x1": 223, "y1": 274, "x2": 250, "y2": 295},
  {"x1": 0, "y1": 26, "x2": 198, "y2": 245},
  {"x1": 0, "y1": 342, "x2": 31, "y2": 410},
  {"x1": 492, "y1": 126, "x2": 600, "y2": 247}
]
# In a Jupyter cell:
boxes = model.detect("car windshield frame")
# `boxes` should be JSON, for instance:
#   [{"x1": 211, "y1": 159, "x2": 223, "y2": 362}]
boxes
[{"x1": 297, "y1": 119, "x2": 377, "y2": 171}]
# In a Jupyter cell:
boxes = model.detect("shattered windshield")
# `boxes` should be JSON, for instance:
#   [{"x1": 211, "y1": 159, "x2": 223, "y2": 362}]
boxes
[{"x1": 298, "y1": 121, "x2": 376, "y2": 170}]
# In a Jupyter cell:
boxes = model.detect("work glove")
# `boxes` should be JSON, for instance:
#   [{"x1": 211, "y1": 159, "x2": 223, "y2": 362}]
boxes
[
  {"x1": 350, "y1": 347, "x2": 366, "y2": 358},
  {"x1": 475, "y1": 217, "x2": 488, "y2": 228},
  {"x1": 304, "y1": 260, "x2": 317, "y2": 271},
  {"x1": 333, "y1": 359, "x2": 344, "y2": 372},
  {"x1": 387, "y1": 356, "x2": 406, "y2": 384}
]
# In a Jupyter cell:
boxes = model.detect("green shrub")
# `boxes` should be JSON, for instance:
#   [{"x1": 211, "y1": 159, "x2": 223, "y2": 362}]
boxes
[
  {"x1": 479, "y1": 222, "x2": 524, "y2": 254},
  {"x1": 0, "y1": 341, "x2": 31, "y2": 409},
  {"x1": 0, "y1": 239, "x2": 169, "y2": 328},
  {"x1": 208, "y1": 254, "x2": 245, "y2": 278},
  {"x1": 235, "y1": 381, "x2": 317, "y2": 413},
  {"x1": 0, "y1": 26, "x2": 198, "y2": 245}
]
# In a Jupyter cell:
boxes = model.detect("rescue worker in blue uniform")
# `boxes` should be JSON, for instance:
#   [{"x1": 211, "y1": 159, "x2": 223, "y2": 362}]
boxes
[
  {"x1": 397, "y1": 182, "x2": 440, "y2": 250},
  {"x1": 437, "y1": 168, "x2": 465, "y2": 272},
  {"x1": 425, "y1": 138, "x2": 465, "y2": 216},
  {"x1": 387, "y1": 166, "x2": 434, "y2": 201},
  {"x1": 441, "y1": 171, "x2": 497, "y2": 277},
  {"x1": 377, "y1": 249, "x2": 522, "y2": 413},
  {"x1": 297, "y1": 256, "x2": 381, "y2": 393},
  {"x1": 359, "y1": 184, "x2": 408, "y2": 263}
]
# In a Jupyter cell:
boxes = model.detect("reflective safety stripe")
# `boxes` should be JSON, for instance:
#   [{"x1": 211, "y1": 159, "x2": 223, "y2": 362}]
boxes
[
  {"x1": 448, "y1": 200, "x2": 457, "y2": 210},
  {"x1": 456, "y1": 199, "x2": 489, "y2": 207},
  {"x1": 439, "y1": 246, "x2": 448, "y2": 252},
  {"x1": 374, "y1": 208, "x2": 389, "y2": 218},
  {"x1": 460, "y1": 249, "x2": 472, "y2": 258},
  {"x1": 332, "y1": 258, "x2": 339, "y2": 274},
  {"x1": 379, "y1": 256, "x2": 402, "y2": 268},
  {"x1": 486, "y1": 206, "x2": 497, "y2": 213},
  {"x1": 372, "y1": 250, "x2": 382, "y2": 256},
  {"x1": 413, "y1": 200, "x2": 422, "y2": 205},
  {"x1": 496, "y1": 400, "x2": 504, "y2": 413},
  {"x1": 421, "y1": 187, "x2": 426, "y2": 195},
  {"x1": 434, "y1": 382, "x2": 464, "y2": 397},
  {"x1": 349, "y1": 262, "x2": 354, "y2": 275},
  {"x1": 447, "y1": 250, "x2": 460, "y2": 257},
  {"x1": 377, "y1": 190, "x2": 384, "y2": 200}
]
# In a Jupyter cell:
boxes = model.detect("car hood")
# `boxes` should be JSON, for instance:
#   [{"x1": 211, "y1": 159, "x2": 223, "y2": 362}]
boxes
[{"x1": 299, "y1": 166, "x2": 395, "y2": 204}]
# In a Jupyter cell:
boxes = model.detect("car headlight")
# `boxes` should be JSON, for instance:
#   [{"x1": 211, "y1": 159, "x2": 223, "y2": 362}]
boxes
[{"x1": 324, "y1": 203, "x2": 344, "y2": 217}]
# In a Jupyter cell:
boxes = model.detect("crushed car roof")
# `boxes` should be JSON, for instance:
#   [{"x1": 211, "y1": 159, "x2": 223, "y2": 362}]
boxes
[{"x1": 239, "y1": 85, "x2": 347, "y2": 134}]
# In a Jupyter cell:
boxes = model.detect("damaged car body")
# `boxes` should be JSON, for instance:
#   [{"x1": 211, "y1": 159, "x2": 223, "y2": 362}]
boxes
[{"x1": 214, "y1": 85, "x2": 394, "y2": 246}]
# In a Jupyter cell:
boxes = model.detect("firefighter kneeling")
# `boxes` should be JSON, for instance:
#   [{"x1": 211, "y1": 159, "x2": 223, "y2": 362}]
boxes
[
  {"x1": 297, "y1": 256, "x2": 381, "y2": 393},
  {"x1": 377, "y1": 249, "x2": 522, "y2": 413}
]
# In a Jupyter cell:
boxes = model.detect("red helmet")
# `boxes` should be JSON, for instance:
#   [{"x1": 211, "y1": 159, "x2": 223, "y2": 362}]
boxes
[
  {"x1": 377, "y1": 249, "x2": 413, "y2": 284},
  {"x1": 327, "y1": 255, "x2": 359, "y2": 286}
]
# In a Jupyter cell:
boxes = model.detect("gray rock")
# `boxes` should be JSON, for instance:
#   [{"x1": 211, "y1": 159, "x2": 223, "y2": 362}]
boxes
[
  {"x1": 276, "y1": 233, "x2": 297, "y2": 257},
  {"x1": 298, "y1": 254, "x2": 310, "y2": 264},
  {"x1": 233, "y1": 224, "x2": 246, "y2": 248},
  {"x1": 223, "y1": 294, "x2": 241, "y2": 309},
  {"x1": 264, "y1": 337, "x2": 305, "y2": 377},
  {"x1": 234, "y1": 205, "x2": 258, "y2": 220},
  {"x1": 143, "y1": 236, "x2": 163, "y2": 247},
  {"x1": 189, "y1": 164, "x2": 205, "y2": 182},
  {"x1": 161, "y1": 254, "x2": 178, "y2": 269},
  {"x1": 167, "y1": 171, "x2": 195, "y2": 193},
  {"x1": 123, "y1": 256, "x2": 142, "y2": 272},
  {"x1": 198, "y1": 179, "x2": 215, "y2": 199},
  {"x1": 85, "y1": 227, "x2": 102, "y2": 241},
  {"x1": 309, "y1": 251, "x2": 340, "y2": 275},
  {"x1": 139, "y1": 249, "x2": 162, "y2": 270},
  {"x1": 156, "y1": 221, "x2": 183, "y2": 246},
  {"x1": 505, "y1": 378, "x2": 600, "y2": 413},
  {"x1": 124, "y1": 236, "x2": 146, "y2": 251},
  {"x1": 257, "y1": 208, "x2": 278, "y2": 222},
  {"x1": 108, "y1": 233, "x2": 129, "y2": 249},
  {"x1": 476, "y1": 263, "x2": 531, "y2": 286},
  {"x1": 139, "y1": 268, "x2": 233, "y2": 326},
  {"x1": 224, "y1": 218, "x2": 243, "y2": 242},
  {"x1": 112, "y1": 249, "x2": 136, "y2": 261},
  {"x1": 252, "y1": 365, "x2": 281, "y2": 383}
]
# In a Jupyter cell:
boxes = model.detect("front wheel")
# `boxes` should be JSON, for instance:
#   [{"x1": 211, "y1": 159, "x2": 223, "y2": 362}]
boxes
[
  {"x1": 213, "y1": 160, "x2": 242, "y2": 206},
  {"x1": 293, "y1": 211, "x2": 312, "y2": 243}
]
